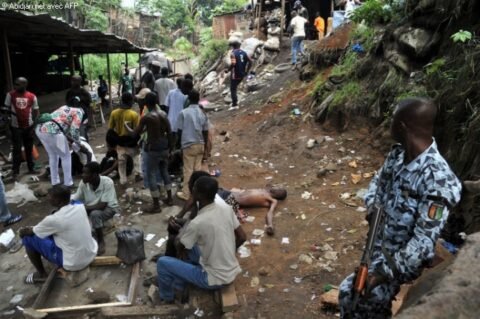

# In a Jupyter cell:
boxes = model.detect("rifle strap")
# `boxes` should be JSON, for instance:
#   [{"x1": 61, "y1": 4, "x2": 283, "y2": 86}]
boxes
[{"x1": 381, "y1": 244, "x2": 400, "y2": 279}]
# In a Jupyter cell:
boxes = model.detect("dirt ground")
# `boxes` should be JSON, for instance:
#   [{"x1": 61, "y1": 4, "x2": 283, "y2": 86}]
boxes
[{"x1": 0, "y1": 30, "x2": 386, "y2": 319}]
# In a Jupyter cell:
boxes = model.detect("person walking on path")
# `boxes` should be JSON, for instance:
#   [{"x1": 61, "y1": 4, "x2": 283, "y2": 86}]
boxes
[
  {"x1": 154, "y1": 67, "x2": 176, "y2": 113},
  {"x1": 227, "y1": 42, "x2": 251, "y2": 110},
  {"x1": 4, "y1": 77, "x2": 39, "y2": 178},
  {"x1": 175, "y1": 90, "x2": 210, "y2": 200},
  {"x1": 290, "y1": 11, "x2": 308, "y2": 68}
]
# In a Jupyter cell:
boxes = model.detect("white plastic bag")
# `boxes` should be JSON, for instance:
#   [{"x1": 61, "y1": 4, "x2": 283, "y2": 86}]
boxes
[{"x1": 5, "y1": 182, "x2": 38, "y2": 206}]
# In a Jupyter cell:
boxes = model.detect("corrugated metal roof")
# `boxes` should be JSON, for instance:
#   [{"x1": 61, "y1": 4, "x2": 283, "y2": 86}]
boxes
[{"x1": 0, "y1": 9, "x2": 153, "y2": 54}]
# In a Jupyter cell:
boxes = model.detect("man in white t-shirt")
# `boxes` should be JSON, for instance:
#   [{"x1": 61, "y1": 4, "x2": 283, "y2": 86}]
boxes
[
  {"x1": 154, "y1": 67, "x2": 176, "y2": 112},
  {"x1": 157, "y1": 176, "x2": 247, "y2": 302},
  {"x1": 20, "y1": 185, "x2": 97, "y2": 284},
  {"x1": 290, "y1": 11, "x2": 309, "y2": 66}
]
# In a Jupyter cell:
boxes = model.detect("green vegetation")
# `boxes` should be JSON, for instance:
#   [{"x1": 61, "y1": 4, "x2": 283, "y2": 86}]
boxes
[
  {"x1": 168, "y1": 37, "x2": 195, "y2": 58},
  {"x1": 451, "y1": 30, "x2": 473, "y2": 43},
  {"x1": 331, "y1": 50, "x2": 359, "y2": 77},
  {"x1": 350, "y1": 0, "x2": 392, "y2": 26},
  {"x1": 425, "y1": 58, "x2": 447, "y2": 76},
  {"x1": 352, "y1": 24, "x2": 377, "y2": 52},
  {"x1": 82, "y1": 54, "x2": 140, "y2": 83},
  {"x1": 395, "y1": 87, "x2": 429, "y2": 102},
  {"x1": 331, "y1": 82, "x2": 362, "y2": 107},
  {"x1": 197, "y1": 39, "x2": 229, "y2": 72},
  {"x1": 211, "y1": 0, "x2": 248, "y2": 16}
]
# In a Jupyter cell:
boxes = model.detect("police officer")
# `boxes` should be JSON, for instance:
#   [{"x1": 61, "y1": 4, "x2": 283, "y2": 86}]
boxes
[{"x1": 339, "y1": 98, "x2": 462, "y2": 318}]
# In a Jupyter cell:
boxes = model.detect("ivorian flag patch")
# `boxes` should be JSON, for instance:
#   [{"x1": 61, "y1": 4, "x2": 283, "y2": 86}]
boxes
[{"x1": 428, "y1": 204, "x2": 445, "y2": 220}]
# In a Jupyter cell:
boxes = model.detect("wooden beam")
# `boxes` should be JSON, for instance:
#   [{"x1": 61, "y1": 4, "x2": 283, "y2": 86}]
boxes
[
  {"x1": 32, "y1": 267, "x2": 59, "y2": 309},
  {"x1": 106, "y1": 53, "x2": 112, "y2": 108},
  {"x1": 1, "y1": 29, "x2": 13, "y2": 92},
  {"x1": 125, "y1": 52, "x2": 128, "y2": 68},
  {"x1": 127, "y1": 263, "x2": 141, "y2": 304},
  {"x1": 220, "y1": 284, "x2": 239, "y2": 313},
  {"x1": 90, "y1": 256, "x2": 122, "y2": 267},
  {"x1": 101, "y1": 305, "x2": 179, "y2": 318},
  {"x1": 37, "y1": 302, "x2": 130, "y2": 313},
  {"x1": 68, "y1": 41, "x2": 74, "y2": 75},
  {"x1": 280, "y1": 0, "x2": 286, "y2": 46}
]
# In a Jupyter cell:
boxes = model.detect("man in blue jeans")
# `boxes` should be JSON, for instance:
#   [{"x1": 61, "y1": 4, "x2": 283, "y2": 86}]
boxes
[
  {"x1": 125, "y1": 92, "x2": 174, "y2": 212},
  {"x1": 19, "y1": 185, "x2": 97, "y2": 284},
  {"x1": 290, "y1": 11, "x2": 308, "y2": 68},
  {"x1": 0, "y1": 175, "x2": 23, "y2": 226},
  {"x1": 227, "y1": 41, "x2": 252, "y2": 110},
  {"x1": 157, "y1": 176, "x2": 247, "y2": 303}
]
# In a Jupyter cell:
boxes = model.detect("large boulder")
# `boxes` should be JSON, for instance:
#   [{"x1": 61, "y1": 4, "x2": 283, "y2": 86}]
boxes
[
  {"x1": 396, "y1": 27, "x2": 440, "y2": 59},
  {"x1": 397, "y1": 232, "x2": 480, "y2": 319}
]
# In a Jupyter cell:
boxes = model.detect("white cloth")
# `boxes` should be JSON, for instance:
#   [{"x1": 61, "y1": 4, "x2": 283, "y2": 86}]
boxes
[
  {"x1": 345, "y1": 0, "x2": 358, "y2": 18},
  {"x1": 154, "y1": 78, "x2": 176, "y2": 106},
  {"x1": 33, "y1": 204, "x2": 98, "y2": 271},
  {"x1": 71, "y1": 138, "x2": 96, "y2": 165},
  {"x1": 72, "y1": 176, "x2": 119, "y2": 209},
  {"x1": 180, "y1": 201, "x2": 241, "y2": 286},
  {"x1": 291, "y1": 16, "x2": 308, "y2": 37},
  {"x1": 35, "y1": 127, "x2": 73, "y2": 186}
]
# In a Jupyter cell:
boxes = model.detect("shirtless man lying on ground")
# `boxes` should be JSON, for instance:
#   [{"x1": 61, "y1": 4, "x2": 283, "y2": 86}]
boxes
[
  {"x1": 219, "y1": 186, "x2": 287, "y2": 235},
  {"x1": 175, "y1": 173, "x2": 287, "y2": 236}
]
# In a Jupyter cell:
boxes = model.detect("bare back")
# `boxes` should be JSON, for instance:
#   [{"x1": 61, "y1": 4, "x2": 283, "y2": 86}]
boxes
[
  {"x1": 232, "y1": 189, "x2": 272, "y2": 207},
  {"x1": 142, "y1": 110, "x2": 171, "y2": 145}
]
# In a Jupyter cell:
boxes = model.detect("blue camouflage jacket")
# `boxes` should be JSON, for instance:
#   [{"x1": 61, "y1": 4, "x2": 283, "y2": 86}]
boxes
[{"x1": 365, "y1": 140, "x2": 462, "y2": 283}]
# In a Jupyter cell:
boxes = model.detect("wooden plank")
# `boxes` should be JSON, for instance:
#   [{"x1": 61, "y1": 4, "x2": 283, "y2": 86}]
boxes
[
  {"x1": 90, "y1": 256, "x2": 122, "y2": 267},
  {"x1": 127, "y1": 262, "x2": 141, "y2": 304},
  {"x1": 36, "y1": 302, "x2": 130, "y2": 313},
  {"x1": 32, "y1": 266, "x2": 58, "y2": 309},
  {"x1": 101, "y1": 305, "x2": 178, "y2": 318},
  {"x1": 220, "y1": 284, "x2": 239, "y2": 313},
  {"x1": 280, "y1": 0, "x2": 285, "y2": 45}
]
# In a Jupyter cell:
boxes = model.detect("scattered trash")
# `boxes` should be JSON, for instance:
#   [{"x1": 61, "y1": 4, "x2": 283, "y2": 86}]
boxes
[
  {"x1": 238, "y1": 245, "x2": 251, "y2": 258},
  {"x1": 5, "y1": 182, "x2": 38, "y2": 206},
  {"x1": 363, "y1": 172, "x2": 375, "y2": 178},
  {"x1": 250, "y1": 276, "x2": 260, "y2": 287},
  {"x1": 209, "y1": 169, "x2": 221, "y2": 177},
  {"x1": 301, "y1": 191, "x2": 312, "y2": 200},
  {"x1": 325, "y1": 136, "x2": 334, "y2": 142},
  {"x1": 351, "y1": 174, "x2": 362, "y2": 184},
  {"x1": 298, "y1": 254, "x2": 313, "y2": 265},
  {"x1": 352, "y1": 43, "x2": 365, "y2": 53},
  {"x1": 325, "y1": 228, "x2": 332, "y2": 232},
  {"x1": 194, "y1": 308, "x2": 205, "y2": 317},
  {"x1": 356, "y1": 188, "x2": 368, "y2": 199},
  {"x1": 250, "y1": 239, "x2": 262, "y2": 246},
  {"x1": 306, "y1": 139, "x2": 317, "y2": 149},
  {"x1": 283, "y1": 288, "x2": 290, "y2": 293},
  {"x1": 6, "y1": 286, "x2": 13, "y2": 291},
  {"x1": 9, "y1": 294, "x2": 23, "y2": 304},
  {"x1": 244, "y1": 216, "x2": 256, "y2": 223},
  {"x1": 95, "y1": 144, "x2": 105, "y2": 149},
  {"x1": 360, "y1": 220, "x2": 369, "y2": 226},
  {"x1": 294, "y1": 277, "x2": 302, "y2": 284},
  {"x1": 323, "y1": 284, "x2": 338, "y2": 292},
  {"x1": 29, "y1": 176, "x2": 40, "y2": 182},
  {"x1": 258, "y1": 287, "x2": 266, "y2": 293},
  {"x1": 144, "y1": 234, "x2": 156, "y2": 242},
  {"x1": 292, "y1": 108, "x2": 302, "y2": 116},
  {"x1": 281, "y1": 237, "x2": 290, "y2": 245},
  {"x1": 311, "y1": 294, "x2": 317, "y2": 301},
  {"x1": 328, "y1": 204, "x2": 336, "y2": 209},
  {"x1": 338, "y1": 147, "x2": 346, "y2": 153},
  {"x1": 340, "y1": 192, "x2": 351, "y2": 200},
  {"x1": 348, "y1": 161, "x2": 357, "y2": 168},
  {"x1": 290, "y1": 264, "x2": 299, "y2": 270},
  {"x1": 265, "y1": 176, "x2": 273, "y2": 180},
  {"x1": 154, "y1": 236, "x2": 168, "y2": 248},
  {"x1": 300, "y1": 213, "x2": 306, "y2": 220},
  {"x1": 213, "y1": 152, "x2": 221, "y2": 157},
  {"x1": 0, "y1": 229, "x2": 15, "y2": 249},
  {"x1": 252, "y1": 229, "x2": 265, "y2": 237},
  {"x1": 357, "y1": 207, "x2": 367, "y2": 213},
  {"x1": 324, "y1": 251, "x2": 339, "y2": 260},
  {"x1": 115, "y1": 294, "x2": 128, "y2": 302},
  {"x1": 347, "y1": 229, "x2": 357, "y2": 234},
  {"x1": 265, "y1": 284, "x2": 275, "y2": 289}
]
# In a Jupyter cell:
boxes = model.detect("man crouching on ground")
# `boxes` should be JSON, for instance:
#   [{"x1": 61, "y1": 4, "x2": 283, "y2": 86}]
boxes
[
  {"x1": 72, "y1": 162, "x2": 120, "y2": 255},
  {"x1": 20, "y1": 185, "x2": 97, "y2": 284},
  {"x1": 157, "y1": 176, "x2": 247, "y2": 303}
]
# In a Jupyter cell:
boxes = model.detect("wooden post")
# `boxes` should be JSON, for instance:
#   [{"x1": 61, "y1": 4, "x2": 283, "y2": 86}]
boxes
[
  {"x1": 125, "y1": 52, "x2": 128, "y2": 68},
  {"x1": 138, "y1": 53, "x2": 142, "y2": 82},
  {"x1": 256, "y1": 0, "x2": 262, "y2": 38},
  {"x1": 280, "y1": 0, "x2": 286, "y2": 45},
  {"x1": 1, "y1": 29, "x2": 13, "y2": 92},
  {"x1": 68, "y1": 41, "x2": 75, "y2": 75},
  {"x1": 106, "y1": 53, "x2": 112, "y2": 109}
]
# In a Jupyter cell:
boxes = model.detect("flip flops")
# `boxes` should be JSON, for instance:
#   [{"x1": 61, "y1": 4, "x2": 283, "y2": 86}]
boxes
[
  {"x1": 25, "y1": 273, "x2": 46, "y2": 285},
  {"x1": 3, "y1": 215, "x2": 22, "y2": 227}
]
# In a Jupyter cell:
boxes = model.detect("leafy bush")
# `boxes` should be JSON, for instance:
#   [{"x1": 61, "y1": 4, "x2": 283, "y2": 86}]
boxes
[
  {"x1": 350, "y1": 0, "x2": 392, "y2": 25},
  {"x1": 332, "y1": 82, "x2": 362, "y2": 107},
  {"x1": 83, "y1": 53, "x2": 139, "y2": 84},
  {"x1": 170, "y1": 37, "x2": 195, "y2": 58},
  {"x1": 211, "y1": 0, "x2": 248, "y2": 16},
  {"x1": 451, "y1": 30, "x2": 473, "y2": 43},
  {"x1": 331, "y1": 50, "x2": 359, "y2": 77},
  {"x1": 198, "y1": 39, "x2": 229, "y2": 69}
]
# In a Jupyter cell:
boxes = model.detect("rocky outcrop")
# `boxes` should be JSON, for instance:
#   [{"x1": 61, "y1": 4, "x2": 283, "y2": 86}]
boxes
[{"x1": 397, "y1": 232, "x2": 480, "y2": 319}]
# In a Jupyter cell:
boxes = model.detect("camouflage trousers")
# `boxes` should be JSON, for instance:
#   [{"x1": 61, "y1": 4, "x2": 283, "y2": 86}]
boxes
[{"x1": 338, "y1": 273, "x2": 400, "y2": 319}]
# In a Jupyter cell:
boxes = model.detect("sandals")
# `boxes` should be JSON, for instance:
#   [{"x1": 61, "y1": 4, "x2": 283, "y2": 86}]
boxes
[
  {"x1": 3, "y1": 215, "x2": 22, "y2": 227},
  {"x1": 25, "y1": 273, "x2": 47, "y2": 285}
]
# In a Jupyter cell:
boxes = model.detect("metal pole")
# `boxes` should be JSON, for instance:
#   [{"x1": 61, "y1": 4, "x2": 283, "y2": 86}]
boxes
[
  {"x1": 106, "y1": 53, "x2": 112, "y2": 109},
  {"x1": 125, "y1": 52, "x2": 128, "y2": 68},
  {"x1": 1, "y1": 29, "x2": 13, "y2": 92}
]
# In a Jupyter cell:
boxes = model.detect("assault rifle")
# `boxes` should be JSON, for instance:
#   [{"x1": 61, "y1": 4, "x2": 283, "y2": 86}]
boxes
[{"x1": 346, "y1": 204, "x2": 386, "y2": 318}]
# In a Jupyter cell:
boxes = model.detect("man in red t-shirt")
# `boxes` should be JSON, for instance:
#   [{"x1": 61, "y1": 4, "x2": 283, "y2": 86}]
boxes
[{"x1": 4, "y1": 77, "x2": 40, "y2": 177}]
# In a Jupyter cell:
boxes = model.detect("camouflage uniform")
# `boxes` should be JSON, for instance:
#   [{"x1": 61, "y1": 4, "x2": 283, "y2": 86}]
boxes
[{"x1": 339, "y1": 141, "x2": 462, "y2": 318}]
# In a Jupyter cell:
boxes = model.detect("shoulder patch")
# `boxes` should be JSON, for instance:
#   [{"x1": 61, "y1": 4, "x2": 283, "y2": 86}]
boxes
[{"x1": 428, "y1": 203, "x2": 445, "y2": 220}]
